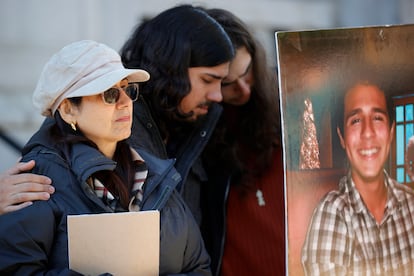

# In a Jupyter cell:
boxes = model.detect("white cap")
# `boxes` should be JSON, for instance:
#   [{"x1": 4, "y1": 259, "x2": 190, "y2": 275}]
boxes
[{"x1": 33, "y1": 40, "x2": 150, "y2": 117}]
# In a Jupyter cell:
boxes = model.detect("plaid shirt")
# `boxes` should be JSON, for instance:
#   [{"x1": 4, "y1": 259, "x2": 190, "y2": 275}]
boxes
[{"x1": 301, "y1": 171, "x2": 414, "y2": 276}]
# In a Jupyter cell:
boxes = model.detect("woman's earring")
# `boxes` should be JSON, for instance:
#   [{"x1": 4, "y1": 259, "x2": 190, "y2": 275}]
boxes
[{"x1": 70, "y1": 122, "x2": 77, "y2": 132}]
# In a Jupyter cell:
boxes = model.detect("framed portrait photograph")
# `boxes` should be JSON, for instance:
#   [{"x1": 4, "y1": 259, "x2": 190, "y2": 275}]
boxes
[{"x1": 276, "y1": 24, "x2": 414, "y2": 275}]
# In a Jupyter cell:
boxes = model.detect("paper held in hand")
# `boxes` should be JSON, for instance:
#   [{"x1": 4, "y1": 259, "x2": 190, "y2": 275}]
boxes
[{"x1": 67, "y1": 210, "x2": 160, "y2": 276}]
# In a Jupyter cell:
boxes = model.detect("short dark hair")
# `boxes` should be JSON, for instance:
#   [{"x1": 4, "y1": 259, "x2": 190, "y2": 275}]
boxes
[{"x1": 335, "y1": 78, "x2": 395, "y2": 135}]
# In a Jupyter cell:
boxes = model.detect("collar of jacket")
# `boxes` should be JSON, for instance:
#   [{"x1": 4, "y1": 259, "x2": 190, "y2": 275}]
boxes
[
  {"x1": 174, "y1": 102, "x2": 223, "y2": 191},
  {"x1": 130, "y1": 96, "x2": 223, "y2": 192},
  {"x1": 22, "y1": 119, "x2": 117, "y2": 185},
  {"x1": 23, "y1": 119, "x2": 182, "y2": 211},
  {"x1": 137, "y1": 149, "x2": 182, "y2": 210},
  {"x1": 69, "y1": 143, "x2": 117, "y2": 184},
  {"x1": 130, "y1": 96, "x2": 168, "y2": 159}
]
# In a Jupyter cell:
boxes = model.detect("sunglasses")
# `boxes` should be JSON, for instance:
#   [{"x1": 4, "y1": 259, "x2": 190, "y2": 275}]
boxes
[{"x1": 101, "y1": 83, "x2": 139, "y2": 104}]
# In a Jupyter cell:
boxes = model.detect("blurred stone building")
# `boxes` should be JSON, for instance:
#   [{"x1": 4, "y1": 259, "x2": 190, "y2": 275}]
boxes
[{"x1": 1, "y1": 0, "x2": 413, "y2": 171}]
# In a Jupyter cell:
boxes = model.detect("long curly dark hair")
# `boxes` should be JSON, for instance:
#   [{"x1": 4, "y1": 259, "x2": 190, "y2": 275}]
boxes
[
  {"x1": 120, "y1": 4, "x2": 235, "y2": 140},
  {"x1": 52, "y1": 98, "x2": 136, "y2": 210},
  {"x1": 202, "y1": 8, "x2": 282, "y2": 189}
]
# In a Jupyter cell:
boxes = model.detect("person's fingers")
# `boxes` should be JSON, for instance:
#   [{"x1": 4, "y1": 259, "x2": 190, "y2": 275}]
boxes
[
  {"x1": 5, "y1": 160, "x2": 52, "y2": 184},
  {"x1": 0, "y1": 161, "x2": 54, "y2": 215},
  {"x1": 8, "y1": 173, "x2": 53, "y2": 186},
  {"x1": 0, "y1": 201, "x2": 33, "y2": 215},
  {"x1": 6, "y1": 160, "x2": 36, "y2": 175},
  {"x1": 0, "y1": 190, "x2": 51, "y2": 215},
  {"x1": 1, "y1": 161, "x2": 52, "y2": 186},
  {"x1": 12, "y1": 190, "x2": 51, "y2": 203},
  {"x1": 12, "y1": 182, "x2": 55, "y2": 194}
]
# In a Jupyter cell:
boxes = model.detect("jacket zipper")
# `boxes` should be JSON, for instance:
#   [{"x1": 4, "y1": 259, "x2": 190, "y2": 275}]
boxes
[{"x1": 216, "y1": 175, "x2": 231, "y2": 276}]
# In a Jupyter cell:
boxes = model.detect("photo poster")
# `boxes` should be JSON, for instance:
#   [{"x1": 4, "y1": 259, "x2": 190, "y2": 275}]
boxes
[{"x1": 275, "y1": 24, "x2": 414, "y2": 275}]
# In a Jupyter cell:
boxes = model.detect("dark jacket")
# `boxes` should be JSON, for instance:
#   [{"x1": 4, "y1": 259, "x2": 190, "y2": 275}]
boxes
[
  {"x1": 200, "y1": 171, "x2": 231, "y2": 276},
  {"x1": 0, "y1": 121, "x2": 211, "y2": 276},
  {"x1": 128, "y1": 96, "x2": 222, "y2": 224}
]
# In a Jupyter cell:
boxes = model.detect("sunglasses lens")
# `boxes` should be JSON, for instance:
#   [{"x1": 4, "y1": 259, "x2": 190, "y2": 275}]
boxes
[
  {"x1": 103, "y1": 88, "x2": 120, "y2": 104},
  {"x1": 125, "y1": 83, "x2": 139, "y2": 101},
  {"x1": 102, "y1": 84, "x2": 139, "y2": 104}
]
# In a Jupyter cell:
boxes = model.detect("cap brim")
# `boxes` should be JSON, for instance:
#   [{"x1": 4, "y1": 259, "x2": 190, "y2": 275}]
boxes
[
  {"x1": 127, "y1": 68, "x2": 150, "y2": 83},
  {"x1": 67, "y1": 68, "x2": 150, "y2": 98}
]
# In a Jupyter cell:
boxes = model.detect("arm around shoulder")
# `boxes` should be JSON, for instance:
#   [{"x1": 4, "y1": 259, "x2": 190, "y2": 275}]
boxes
[{"x1": 0, "y1": 160, "x2": 53, "y2": 215}]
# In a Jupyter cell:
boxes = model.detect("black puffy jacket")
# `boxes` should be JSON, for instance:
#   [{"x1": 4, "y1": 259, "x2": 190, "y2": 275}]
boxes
[{"x1": 0, "y1": 121, "x2": 211, "y2": 276}]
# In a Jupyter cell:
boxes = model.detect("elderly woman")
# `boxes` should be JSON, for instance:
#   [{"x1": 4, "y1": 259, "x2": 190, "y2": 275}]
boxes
[{"x1": 0, "y1": 40, "x2": 210, "y2": 275}]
